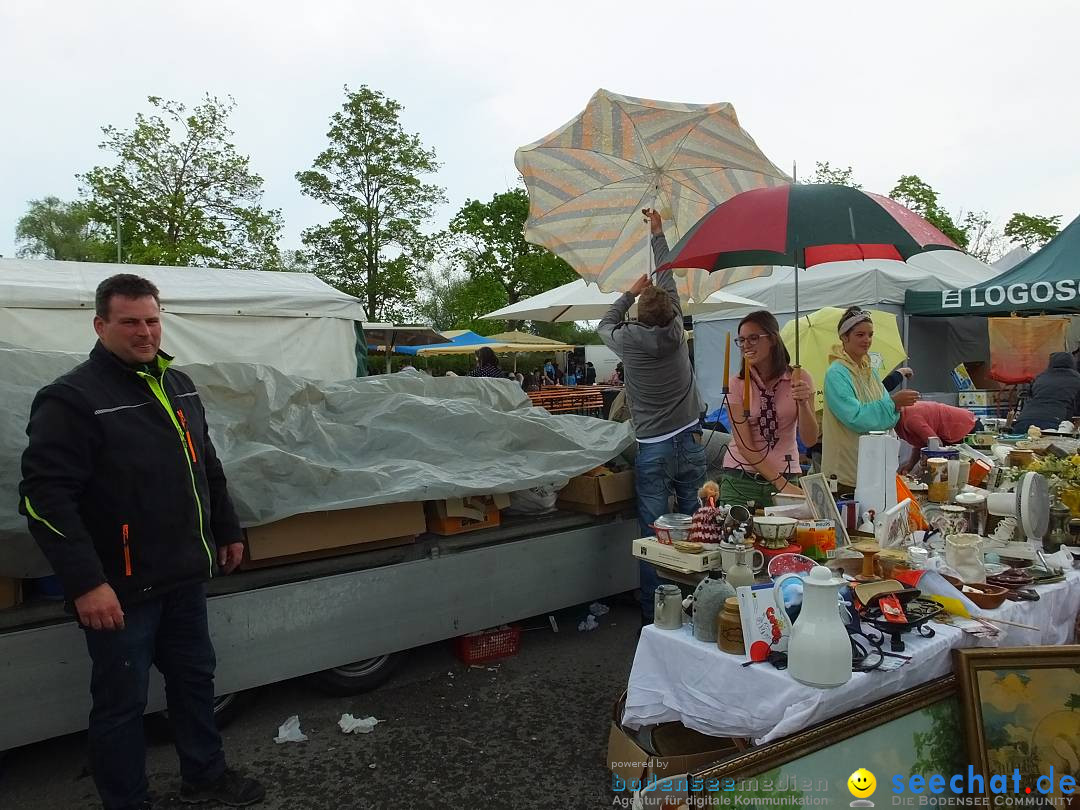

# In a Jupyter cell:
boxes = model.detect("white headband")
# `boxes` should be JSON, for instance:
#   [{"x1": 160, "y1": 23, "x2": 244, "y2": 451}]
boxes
[{"x1": 838, "y1": 311, "x2": 873, "y2": 336}]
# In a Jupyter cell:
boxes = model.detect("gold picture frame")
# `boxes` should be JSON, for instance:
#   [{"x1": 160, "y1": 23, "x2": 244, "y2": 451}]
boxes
[
  {"x1": 692, "y1": 676, "x2": 961, "y2": 800},
  {"x1": 953, "y1": 646, "x2": 1080, "y2": 793}
]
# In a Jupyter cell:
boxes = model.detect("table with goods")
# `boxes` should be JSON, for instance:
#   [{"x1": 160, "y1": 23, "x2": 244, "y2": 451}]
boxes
[{"x1": 624, "y1": 422, "x2": 1080, "y2": 746}]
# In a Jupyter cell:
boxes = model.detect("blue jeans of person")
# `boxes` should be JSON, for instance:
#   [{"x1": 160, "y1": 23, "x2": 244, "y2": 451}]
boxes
[
  {"x1": 83, "y1": 582, "x2": 225, "y2": 809},
  {"x1": 635, "y1": 426, "x2": 707, "y2": 619}
]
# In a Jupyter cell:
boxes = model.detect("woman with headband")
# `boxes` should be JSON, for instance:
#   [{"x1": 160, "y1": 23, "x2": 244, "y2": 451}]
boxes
[
  {"x1": 720, "y1": 310, "x2": 818, "y2": 507},
  {"x1": 822, "y1": 307, "x2": 919, "y2": 493}
]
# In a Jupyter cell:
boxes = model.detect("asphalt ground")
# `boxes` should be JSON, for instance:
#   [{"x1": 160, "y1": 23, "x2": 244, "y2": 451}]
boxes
[{"x1": 2, "y1": 598, "x2": 641, "y2": 809}]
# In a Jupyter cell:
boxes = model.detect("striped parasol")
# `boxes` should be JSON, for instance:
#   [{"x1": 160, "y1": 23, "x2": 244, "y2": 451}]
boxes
[{"x1": 515, "y1": 89, "x2": 789, "y2": 297}]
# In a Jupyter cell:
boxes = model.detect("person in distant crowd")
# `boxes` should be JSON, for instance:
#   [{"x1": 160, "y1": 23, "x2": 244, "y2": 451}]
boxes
[
  {"x1": 606, "y1": 362, "x2": 624, "y2": 385},
  {"x1": 553, "y1": 362, "x2": 564, "y2": 385},
  {"x1": 399, "y1": 363, "x2": 417, "y2": 373},
  {"x1": 543, "y1": 359, "x2": 556, "y2": 384},
  {"x1": 468, "y1": 346, "x2": 508, "y2": 378},
  {"x1": 599, "y1": 208, "x2": 705, "y2": 625},
  {"x1": 514, "y1": 372, "x2": 525, "y2": 388},
  {"x1": 585, "y1": 361, "x2": 597, "y2": 385},
  {"x1": 522, "y1": 371, "x2": 538, "y2": 391},
  {"x1": 19, "y1": 274, "x2": 265, "y2": 810},
  {"x1": 822, "y1": 307, "x2": 919, "y2": 493},
  {"x1": 895, "y1": 400, "x2": 977, "y2": 473},
  {"x1": 1013, "y1": 352, "x2": 1080, "y2": 432},
  {"x1": 444, "y1": 370, "x2": 458, "y2": 377}
]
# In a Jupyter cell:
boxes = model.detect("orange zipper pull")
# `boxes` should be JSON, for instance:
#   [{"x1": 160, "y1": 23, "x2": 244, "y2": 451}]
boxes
[
  {"x1": 177, "y1": 409, "x2": 198, "y2": 463},
  {"x1": 122, "y1": 523, "x2": 132, "y2": 576}
]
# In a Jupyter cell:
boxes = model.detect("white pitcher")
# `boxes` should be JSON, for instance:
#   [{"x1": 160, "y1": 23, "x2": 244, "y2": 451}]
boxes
[{"x1": 778, "y1": 566, "x2": 852, "y2": 688}]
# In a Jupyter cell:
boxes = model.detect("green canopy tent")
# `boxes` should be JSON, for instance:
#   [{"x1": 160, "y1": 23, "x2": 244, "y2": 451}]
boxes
[{"x1": 905, "y1": 213, "x2": 1080, "y2": 316}]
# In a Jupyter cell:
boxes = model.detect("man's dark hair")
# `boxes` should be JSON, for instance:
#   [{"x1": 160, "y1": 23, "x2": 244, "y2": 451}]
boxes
[
  {"x1": 636, "y1": 285, "x2": 675, "y2": 327},
  {"x1": 95, "y1": 274, "x2": 161, "y2": 319}
]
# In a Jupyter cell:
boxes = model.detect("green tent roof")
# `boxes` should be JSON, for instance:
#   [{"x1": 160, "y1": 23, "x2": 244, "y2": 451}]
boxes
[{"x1": 905, "y1": 213, "x2": 1080, "y2": 316}]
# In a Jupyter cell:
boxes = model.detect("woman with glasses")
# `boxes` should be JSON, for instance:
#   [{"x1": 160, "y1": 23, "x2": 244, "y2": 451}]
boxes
[
  {"x1": 822, "y1": 307, "x2": 920, "y2": 493},
  {"x1": 720, "y1": 311, "x2": 819, "y2": 507}
]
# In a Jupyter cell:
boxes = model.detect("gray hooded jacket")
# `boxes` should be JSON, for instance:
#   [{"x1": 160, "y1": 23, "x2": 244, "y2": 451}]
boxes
[{"x1": 597, "y1": 234, "x2": 703, "y2": 440}]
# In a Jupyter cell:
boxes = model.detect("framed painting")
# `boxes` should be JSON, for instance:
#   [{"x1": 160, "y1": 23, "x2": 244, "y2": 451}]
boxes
[
  {"x1": 800, "y1": 473, "x2": 850, "y2": 548},
  {"x1": 691, "y1": 676, "x2": 965, "y2": 805},
  {"x1": 953, "y1": 646, "x2": 1080, "y2": 797}
]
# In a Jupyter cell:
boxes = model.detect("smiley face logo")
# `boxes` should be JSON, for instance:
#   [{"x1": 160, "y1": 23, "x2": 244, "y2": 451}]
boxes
[{"x1": 848, "y1": 768, "x2": 877, "y2": 799}]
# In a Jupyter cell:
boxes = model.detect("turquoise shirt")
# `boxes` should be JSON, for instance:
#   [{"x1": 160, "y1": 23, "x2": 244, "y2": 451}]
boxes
[{"x1": 823, "y1": 361, "x2": 898, "y2": 433}]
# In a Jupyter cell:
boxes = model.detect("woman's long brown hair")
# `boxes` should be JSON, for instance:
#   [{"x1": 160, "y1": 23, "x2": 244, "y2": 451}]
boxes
[{"x1": 737, "y1": 310, "x2": 791, "y2": 380}]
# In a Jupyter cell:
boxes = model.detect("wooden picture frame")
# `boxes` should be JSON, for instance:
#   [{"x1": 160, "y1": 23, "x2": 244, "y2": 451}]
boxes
[
  {"x1": 692, "y1": 676, "x2": 962, "y2": 800},
  {"x1": 953, "y1": 646, "x2": 1080, "y2": 792},
  {"x1": 800, "y1": 473, "x2": 850, "y2": 548}
]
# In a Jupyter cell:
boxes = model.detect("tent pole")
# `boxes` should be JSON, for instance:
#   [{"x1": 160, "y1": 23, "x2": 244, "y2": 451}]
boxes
[{"x1": 793, "y1": 247, "x2": 801, "y2": 367}]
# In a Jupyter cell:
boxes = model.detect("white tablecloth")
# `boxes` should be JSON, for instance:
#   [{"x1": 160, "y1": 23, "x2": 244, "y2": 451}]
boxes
[{"x1": 622, "y1": 569, "x2": 1080, "y2": 744}]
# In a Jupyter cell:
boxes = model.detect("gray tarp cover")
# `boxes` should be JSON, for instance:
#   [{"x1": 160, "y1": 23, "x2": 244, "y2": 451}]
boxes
[{"x1": 1, "y1": 346, "x2": 634, "y2": 577}]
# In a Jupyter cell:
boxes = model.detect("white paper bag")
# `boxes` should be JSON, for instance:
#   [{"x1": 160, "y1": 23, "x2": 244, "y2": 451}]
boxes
[{"x1": 854, "y1": 433, "x2": 899, "y2": 521}]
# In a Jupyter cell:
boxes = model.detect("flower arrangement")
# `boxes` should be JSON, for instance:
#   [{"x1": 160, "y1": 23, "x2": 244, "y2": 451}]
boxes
[{"x1": 1007, "y1": 454, "x2": 1080, "y2": 498}]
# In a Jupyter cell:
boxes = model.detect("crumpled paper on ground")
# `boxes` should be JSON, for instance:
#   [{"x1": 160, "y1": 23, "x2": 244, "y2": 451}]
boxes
[
  {"x1": 274, "y1": 715, "x2": 308, "y2": 743},
  {"x1": 339, "y1": 714, "x2": 381, "y2": 734}
]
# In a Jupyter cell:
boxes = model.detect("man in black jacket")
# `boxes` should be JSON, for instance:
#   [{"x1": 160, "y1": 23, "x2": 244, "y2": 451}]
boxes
[{"x1": 20, "y1": 274, "x2": 264, "y2": 810}]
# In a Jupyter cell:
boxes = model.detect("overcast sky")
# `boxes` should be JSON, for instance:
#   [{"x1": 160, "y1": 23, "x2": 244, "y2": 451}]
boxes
[{"x1": 2, "y1": 0, "x2": 1077, "y2": 261}]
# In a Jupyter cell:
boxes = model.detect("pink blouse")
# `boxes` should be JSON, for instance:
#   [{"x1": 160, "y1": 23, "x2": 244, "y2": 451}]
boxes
[{"x1": 723, "y1": 367, "x2": 813, "y2": 477}]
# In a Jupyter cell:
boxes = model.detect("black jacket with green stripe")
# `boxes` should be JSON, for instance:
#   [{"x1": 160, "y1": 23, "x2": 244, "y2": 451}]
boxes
[{"x1": 19, "y1": 342, "x2": 242, "y2": 604}]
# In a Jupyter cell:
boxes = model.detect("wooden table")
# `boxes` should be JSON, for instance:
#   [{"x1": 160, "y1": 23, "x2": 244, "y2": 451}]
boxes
[{"x1": 527, "y1": 385, "x2": 614, "y2": 417}]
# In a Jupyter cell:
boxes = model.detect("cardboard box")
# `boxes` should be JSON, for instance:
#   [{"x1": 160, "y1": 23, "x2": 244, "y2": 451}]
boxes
[
  {"x1": 244, "y1": 502, "x2": 425, "y2": 567},
  {"x1": 424, "y1": 494, "x2": 510, "y2": 536},
  {"x1": 0, "y1": 578, "x2": 22, "y2": 610},
  {"x1": 958, "y1": 390, "x2": 999, "y2": 408},
  {"x1": 632, "y1": 537, "x2": 724, "y2": 574},
  {"x1": 607, "y1": 691, "x2": 743, "y2": 794},
  {"x1": 557, "y1": 469, "x2": 635, "y2": 515}
]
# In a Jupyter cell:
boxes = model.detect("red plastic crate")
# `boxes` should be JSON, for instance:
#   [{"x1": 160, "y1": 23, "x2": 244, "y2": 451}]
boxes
[{"x1": 454, "y1": 624, "x2": 521, "y2": 665}]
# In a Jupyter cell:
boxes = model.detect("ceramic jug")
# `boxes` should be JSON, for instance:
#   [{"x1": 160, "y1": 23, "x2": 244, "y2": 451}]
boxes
[
  {"x1": 654, "y1": 584, "x2": 684, "y2": 630},
  {"x1": 778, "y1": 566, "x2": 852, "y2": 688},
  {"x1": 945, "y1": 533, "x2": 986, "y2": 583},
  {"x1": 719, "y1": 543, "x2": 764, "y2": 574},
  {"x1": 725, "y1": 546, "x2": 758, "y2": 589},
  {"x1": 690, "y1": 573, "x2": 736, "y2": 643}
]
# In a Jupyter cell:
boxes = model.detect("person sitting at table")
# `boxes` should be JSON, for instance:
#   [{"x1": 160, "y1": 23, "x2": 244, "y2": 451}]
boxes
[
  {"x1": 822, "y1": 307, "x2": 920, "y2": 494},
  {"x1": 720, "y1": 311, "x2": 818, "y2": 507},
  {"x1": 895, "y1": 400, "x2": 977, "y2": 473},
  {"x1": 468, "y1": 346, "x2": 508, "y2": 378},
  {"x1": 1013, "y1": 352, "x2": 1080, "y2": 432}
]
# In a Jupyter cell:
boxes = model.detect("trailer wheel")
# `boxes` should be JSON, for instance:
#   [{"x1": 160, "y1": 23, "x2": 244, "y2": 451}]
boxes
[
  {"x1": 308, "y1": 652, "x2": 406, "y2": 695},
  {"x1": 145, "y1": 690, "x2": 252, "y2": 740}
]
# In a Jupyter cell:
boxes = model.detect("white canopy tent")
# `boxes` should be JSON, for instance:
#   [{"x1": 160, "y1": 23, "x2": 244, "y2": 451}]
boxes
[
  {"x1": 693, "y1": 251, "x2": 1000, "y2": 409},
  {"x1": 0, "y1": 259, "x2": 367, "y2": 380},
  {"x1": 481, "y1": 278, "x2": 765, "y2": 323}
]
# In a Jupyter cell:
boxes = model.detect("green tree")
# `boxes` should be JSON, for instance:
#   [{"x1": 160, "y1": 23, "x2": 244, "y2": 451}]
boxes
[
  {"x1": 1066, "y1": 693, "x2": 1080, "y2": 711},
  {"x1": 80, "y1": 95, "x2": 283, "y2": 269},
  {"x1": 415, "y1": 269, "x2": 507, "y2": 333},
  {"x1": 810, "y1": 161, "x2": 861, "y2": 188},
  {"x1": 889, "y1": 174, "x2": 968, "y2": 249},
  {"x1": 449, "y1": 188, "x2": 578, "y2": 319},
  {"x1": 958, "y1": 210, "x2": 1008, "y2": 263},
  {"x1": 15, "y1": 197, "x2": 113, "y2": 261},
  {"x1": 1004, "y1": 213, "x2": 1062, "y2": 250},
  {"x1": 297, "y1": 85, "x2": 445, "y2": 322}
]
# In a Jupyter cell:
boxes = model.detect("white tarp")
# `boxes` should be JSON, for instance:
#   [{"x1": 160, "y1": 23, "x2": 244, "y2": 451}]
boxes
[
  {"x1": 0, "y1": 259, "x2": 366, "y2": 381},
  {"x1": 0, "y1": 347, "x2": 634, "y2": 577}
]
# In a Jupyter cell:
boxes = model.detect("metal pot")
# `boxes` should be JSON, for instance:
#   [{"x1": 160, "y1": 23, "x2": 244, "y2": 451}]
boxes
[{"x1": 651, "y1": 513, "x2": 694, "y2": 545}]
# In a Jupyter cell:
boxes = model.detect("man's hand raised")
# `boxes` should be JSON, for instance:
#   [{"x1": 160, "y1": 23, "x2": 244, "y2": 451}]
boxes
[
  {"x1": 75, "y1": 583, "x2": 125, "y2": 631},
  {"x1": 628, "y1": 275, "x2": 652, "y2": 297}
]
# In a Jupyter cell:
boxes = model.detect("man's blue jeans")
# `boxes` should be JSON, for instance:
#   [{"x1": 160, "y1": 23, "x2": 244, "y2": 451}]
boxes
[
  {"x1": 635, "y1": 426, "x2": 707, "y2": 619},
  {"x1": 83, "y1": 582, "x2": 226, "y2": 809}
]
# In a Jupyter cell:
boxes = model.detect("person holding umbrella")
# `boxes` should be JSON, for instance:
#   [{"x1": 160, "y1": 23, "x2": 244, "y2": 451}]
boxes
[
  {"x1": 720, "y1": 311, "x2": 818, "y2": 507},
  {"x1": 822, "y1": 307, "x2": 920, "y2": 493},
  {"x1": 599, "y1": 208, "x2": 706, "y2": 625}
]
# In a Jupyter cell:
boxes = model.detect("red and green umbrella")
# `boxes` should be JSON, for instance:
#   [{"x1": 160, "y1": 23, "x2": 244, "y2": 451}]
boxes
[{"x1": 655, "y1": 183, "x2": 961, "y2": 361}]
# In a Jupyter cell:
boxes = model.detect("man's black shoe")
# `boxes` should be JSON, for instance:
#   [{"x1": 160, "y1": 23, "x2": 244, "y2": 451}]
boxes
[{"x1": 180, "y1": 767, "x2": 265, "y2": 806}]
